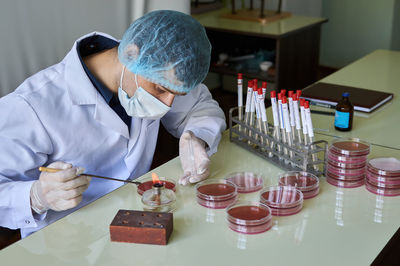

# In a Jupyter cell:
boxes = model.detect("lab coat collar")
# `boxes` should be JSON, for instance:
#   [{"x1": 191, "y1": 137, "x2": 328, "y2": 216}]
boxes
[{"x1": 64, "y1": 32, "x2": 129, "y2": 139}]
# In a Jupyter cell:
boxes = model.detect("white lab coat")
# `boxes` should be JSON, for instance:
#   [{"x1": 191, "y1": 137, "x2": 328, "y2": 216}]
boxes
[{"x1": 0, "y1": 32, "x2": 226, "y2": 237}]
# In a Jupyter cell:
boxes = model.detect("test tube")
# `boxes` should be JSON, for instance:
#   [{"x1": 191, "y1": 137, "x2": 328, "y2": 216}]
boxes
[
  {"x1": 261, "y1": 81, "x2": 267, "y2": 99},
  {"x1": 255, "y1": 88, "x2": 263, "y2": 144},
  {"x1": 237, "y1": 73, "x2": 243, "y2": 133},
  {"x1": 270, "y1": 91, "x2": 281, "y2": 155},
  {"x1": 288, "y1": 91, "x2": 296, "y2": 141},
  {"x1": 304, "y1": 101, "x2": 319, "y2": 171},
  {"x1": 278, "y1": 93, "x2": 287, "y2": 159},
  {"x1": 282, "y1": 96, "x2": 294, "y2": 163},
  {"x1": 292, "y1": 94, "x2": 303, "y2": 144},
  {"x1": 299, "y1": 98, "x2": 308, "y2": 145},
  {"x1": 248, "y1": 81, "x2": 258, "y2": 140},
  {"x1": 244, "y1": 80, "x2": 254, "y2": 135}
]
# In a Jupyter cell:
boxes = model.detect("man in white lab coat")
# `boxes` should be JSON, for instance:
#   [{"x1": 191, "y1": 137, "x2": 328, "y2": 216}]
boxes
[{"x1": 0, "y1": 10, "x2": 226, "y2": 237}]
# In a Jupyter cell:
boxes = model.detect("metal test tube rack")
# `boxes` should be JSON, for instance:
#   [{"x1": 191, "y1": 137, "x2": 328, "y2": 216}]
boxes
[{"x1": 229, "y1": 107, "x2": 327, "y2": 176}]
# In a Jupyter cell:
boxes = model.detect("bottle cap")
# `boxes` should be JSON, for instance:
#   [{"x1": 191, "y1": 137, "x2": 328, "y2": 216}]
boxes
[
  {"x1": 238, "y1": 73, "x2": 243, "y2": 79},
  {"x1": 343, "y1": 92, "x2": 350, "y2": 97},
  {"x1": 292, "y1": 94, "x2": 297, "y2": 101},
  {"x1": 288, "y1": 91, "x2": 294, "y2": 97},
  {"x1": 282, "y1": 96, "x2": 287, "y2": 104},
  {"x1": 258, "y1": 88, "x2": 263, "y2": 95},
  {"x1": 300, "y1": 98, "x2": 305, "y2": 106},
  {"x1": 248, "y1": 80, "x2": 253, "y2": 87},
  {"x1": 281, "y1": 89, "x2": 286, "y2": 96},
  {"x1": 278, "y1": 93, "x2": 282, "y2": 101},
  {"x1": 262, "y1": 81, "x2": 267, "y2": 88},
  {"x1": 270, "y1": 91, "x2": 276, "y2": 98},
  {"x1": 296, "y1": 90, "x2": 302, "y2": 97},
  {"x1": 253, "y1": 82, "x2": 258, "y2": 91},
  {"x1": 304, "y1": 101, "x2": 310, "y2": 108}
]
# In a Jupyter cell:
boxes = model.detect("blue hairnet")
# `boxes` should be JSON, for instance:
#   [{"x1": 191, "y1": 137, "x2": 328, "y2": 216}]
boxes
[{"x1": 118, "y1": 10, "x2": 211, "y2": 94}]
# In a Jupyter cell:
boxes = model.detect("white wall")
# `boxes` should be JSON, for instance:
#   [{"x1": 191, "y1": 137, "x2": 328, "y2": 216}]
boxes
[{"x1": 0, "y1": 0, "x2": 190, "y2": 97}]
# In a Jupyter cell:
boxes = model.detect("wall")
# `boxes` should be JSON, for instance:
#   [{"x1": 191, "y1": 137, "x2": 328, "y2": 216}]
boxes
[
  {"x1": 320, "y1": 0, "x2": 398, "y2": 68},
  {"x1": 0, "y1": 0, "x2": 190, "y2": 97}
]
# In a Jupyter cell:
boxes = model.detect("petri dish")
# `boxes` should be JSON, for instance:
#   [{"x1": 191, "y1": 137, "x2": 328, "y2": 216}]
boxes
[
  {"x1": 228, "y1": 218, "x2": 272, "y2": 234},
  {"x1": 137, "y1": 178, "x2": 176, "y2": 196},
  {"x1": 329, "y1": 138, "x2": 370, "y2": 156},
  {"x1": 326, "y1": 171, "x2": 365, "y2": 181},
  {"x1": 328, "y1": 158, "x2": 366, "y2": 169},
  {"x1": 365, "y1": 175, "x2": 400, "y2": 189},
  {"x1": 326, "y1": 164, "x2": 366, "y2": 177},
  {"x1": 366, "y1": 171, "x2": 400, "y2": 184},
  {"x1": 224, "y1": 172, "x2": 264, "y2": 193},
  {"x1": 327, "y1": 151, "x2": 368, "y2": 164},
  {"x1": 196, "y1": 179, "x2": 237, "y2": 209},
  {"x1": 326, "y1": 175, "x2": 364, "y2": 188},
  {"x1": 365, "y1": 181, "x2": 400, "y2": 197},
  {"x1": 268, "y1": 203, "x2": 303, "y2": 216},
  {"x1": 367, "y1": 157, "x2": 400, "y2": 177},
  {"x1": 278, "y1": 171, "x2": 319, "y2": 192},
  {"x1": 301, "y1": 187, "x2": 319, "y2": 199},
  {"x1": 259, "y1": 186, "x2": 303, "y2": 209},
  {"x1": 227, "y1": 201, "x2": 271, "y2": 226}
]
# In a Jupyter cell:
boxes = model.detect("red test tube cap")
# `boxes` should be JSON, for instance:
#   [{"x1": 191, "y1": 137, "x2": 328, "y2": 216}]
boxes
[
  {"x1": 270, "y1": 90, "x2": 276, "y2": 98},
  {"x1": 281, "y1": 89, "x2": 286, "y2": 96},
  {"x1": 253, "y1": 82, "x2": 258, "y2": 91},
  {"x1": 296, "y1": 90, "x2": 302, "y2": 97},
  {"x1": 258, "y1": 88, "x2": 263, "y2": 95},
  {"x1": 282, "y1": 96, "x2": 287, "y2": 104},
  {"x1": 262, "y1": 81, "x2": 267, "y2": 88},
  {"x1": 300, "y1": 98, "x2": 305, "y2": 106},
  {"x1": 304, "y1": 101, "x2": 310, "y2": 108},
  {"x1": 288, "y1": 91, "x2": 294, "y2": 97},
  {"x1": 292, "y1": 94, "x2": 297, "y2": 101},
  {"x1": 278, "y1": 93, "x2": 282, "y2": 100},
  {"x1": 248, "y1": 80, "x2": 253, "y2": 87},
  {"x1": 238, "y1": 73, "x2": 243, "y2": 79}
]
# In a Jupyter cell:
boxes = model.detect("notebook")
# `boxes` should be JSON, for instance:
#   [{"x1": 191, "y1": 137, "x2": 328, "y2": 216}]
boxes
[{"x1": 300, "y1": 82, "x2": 394, "y2": 113}]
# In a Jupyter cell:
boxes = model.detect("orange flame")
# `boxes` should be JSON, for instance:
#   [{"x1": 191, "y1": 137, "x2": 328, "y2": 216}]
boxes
[{"x1": 152, "y1": 173, "x2": 162, "y2": 185}]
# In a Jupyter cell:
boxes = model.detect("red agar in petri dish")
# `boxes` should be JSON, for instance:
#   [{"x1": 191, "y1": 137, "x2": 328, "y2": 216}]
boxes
[
  {"x1": 328, "y1": 158, "x2": 366, "y2": 169},
  {"x1": 365, "y1": 181, "x2": 400, "y2": 197},
  {"x1": 367, "y1": 157, "x2": 400, "y2": 177},
  {"x1": 196, "y1": 179, "x2": 237, "y2": 209},
  {"x1": 326, "y1": 164, "x2": 366, "y2": 177},
  {"x1": 326, "y1": 171, "x2": 365, "y2": 181},
  {"x1": 224, "y1": 172, "x2": 264, "y2": 193},
  {"x1": 326, "y1": 175, "x2": 365, "y2": 188},
  {"x1": 329, "y1": 138, "x2": 370, "y2": 156},
  {"x1": 278, "y1": 171, "x2": 319, "y2": 192},
  {"x1": 260, "y1": 186, "x2": 303, "y2": 210},
  {"x1": 227, "y1": 201, "x2": 272, "y2": 234},
  {"x1": 328, "y1": 151, "x2": 368, "y2": 164},
  {"x1": 137, "y1": 179, "x2": 176, "y2": 196},
  {"x1": 366, "y1": 171, "x2": 400, "y2": 184}
]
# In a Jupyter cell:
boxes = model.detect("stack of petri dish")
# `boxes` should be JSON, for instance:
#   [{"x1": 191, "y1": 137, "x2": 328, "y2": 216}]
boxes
[
  {"x1": 224, "y1": 172, "x2": 264, "y2": 193},
  {"x1": 278, "y1": 171, "x2": 319, "y2": 199},
  {"x1": 326, "y1": 138, "x2": 370, "y2": 188},
  {"x1": 259, "y1": 186, "x2": 303, "y2": 216},
  {"x1": 226, "y1": 201, "x2": 272, "y2": 234},
  {"x1": 365, "y1": 157, "x2": 400, "y2": 197},
  {"x1": 195, "y1": 179, "x2": 237, "y2": 209}
]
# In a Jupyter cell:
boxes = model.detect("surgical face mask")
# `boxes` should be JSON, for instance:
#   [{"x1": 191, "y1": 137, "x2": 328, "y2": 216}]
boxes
[{"x1": 118, "y1": 66, "x2": 171, "y2": 120}]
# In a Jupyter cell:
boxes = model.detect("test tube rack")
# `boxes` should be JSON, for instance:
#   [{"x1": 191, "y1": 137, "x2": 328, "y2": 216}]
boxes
[{"x1": 229, "y1": 107, "x2": 327, "y2": 176}]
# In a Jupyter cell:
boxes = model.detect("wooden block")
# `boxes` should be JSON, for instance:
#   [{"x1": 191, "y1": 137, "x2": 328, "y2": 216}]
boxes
[{"x1": 110, "y1": 210, "x2": 173, "y2": 245}]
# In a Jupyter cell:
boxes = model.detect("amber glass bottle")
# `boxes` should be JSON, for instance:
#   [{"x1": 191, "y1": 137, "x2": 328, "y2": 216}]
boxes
[{"x1": 334, "y1": 92, "x2": 354, "y2": 131}]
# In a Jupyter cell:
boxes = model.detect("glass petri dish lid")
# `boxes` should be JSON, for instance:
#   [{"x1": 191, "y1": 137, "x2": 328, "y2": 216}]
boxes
[
  {"x1": 224, "y1": 172, "x2": 264, "y2": 193},
  {"x1": 228, "y1": 218, "x2": 272, "y2": 234},
  {"x1": 278, "y1": 171, "x2": 319, "y2": 192},
  {"x1": 329, "y1": 138, "x2": 370, "y2": 156},
  {"x1": 227, "y1": 201, "x2": 271, "y2": 226},
  {"x1": 260, "y1": 186, "x2": 303, "y2": 209},
  {"x1": 137, "y1": 177, "x2": 176, "y2": 196},
  {"x1": 367, "y1": 157, "x2": 400, "y2": 177},
  {"x1": 196, "y1": 179, "x2": 237, "y2": 201}
]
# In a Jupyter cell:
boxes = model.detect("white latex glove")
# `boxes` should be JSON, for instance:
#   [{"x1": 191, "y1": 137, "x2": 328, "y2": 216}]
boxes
[
  {"x1": 179, "y1": 131, "x2": 210, "y2": 185},
  {"x1": 30, "y1": 161, "x2": 91, "y2": 214}
]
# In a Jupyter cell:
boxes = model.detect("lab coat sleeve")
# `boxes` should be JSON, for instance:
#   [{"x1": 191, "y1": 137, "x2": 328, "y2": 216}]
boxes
[
  {"x1": 161, "y1": 83, "x2": 226, "y2": 155},
  {"x1": 0, "y1": 94, "x2": 53, "y2": 230}
]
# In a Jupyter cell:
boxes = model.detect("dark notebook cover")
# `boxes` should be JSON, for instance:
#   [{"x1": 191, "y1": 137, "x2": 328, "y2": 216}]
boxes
[{"x1": 301, "y1": 82, "x2": 393, "y2": 113}]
